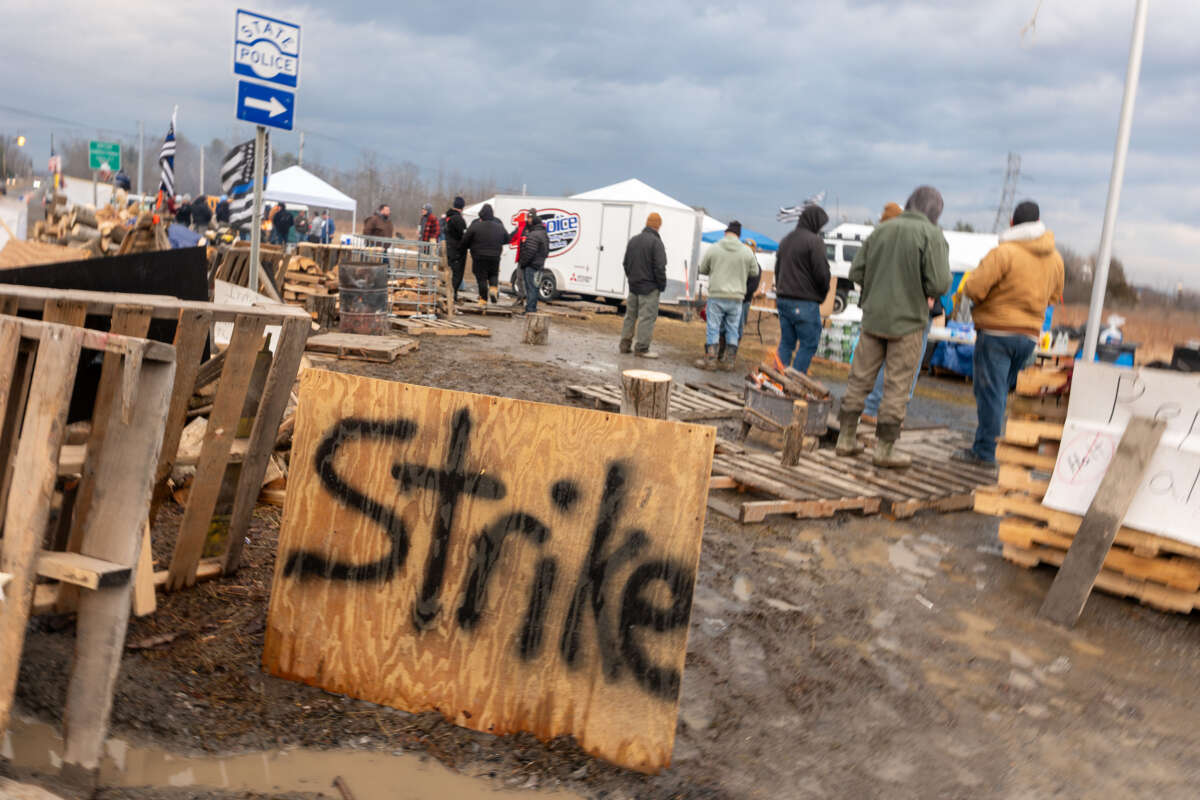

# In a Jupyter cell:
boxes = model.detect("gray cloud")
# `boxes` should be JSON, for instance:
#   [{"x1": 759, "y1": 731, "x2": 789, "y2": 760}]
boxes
[{"x1": 1, "y1": 0, "x2": 1196, "y2": 286}]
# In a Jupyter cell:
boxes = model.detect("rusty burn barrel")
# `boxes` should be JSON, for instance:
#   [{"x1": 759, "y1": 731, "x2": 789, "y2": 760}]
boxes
[{"x1": 338, "y1": 261, "x2": 389, "y2": 335}]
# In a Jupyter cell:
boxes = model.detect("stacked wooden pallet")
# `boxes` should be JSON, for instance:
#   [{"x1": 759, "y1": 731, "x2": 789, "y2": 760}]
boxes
[
  {"x1": 294, "y1": 241, "x2": 353, "y2": 271},
  {"x1": 567, "y1": 381, "x2": 744, "y2": 421},
  {"x1": 282, "y1": 255, "x2": 338, "y2": 303},
  {"x1": 710, "y1": 428, "x2": 994, "y2": 523},
  {"x1": 976, "y1": 428, "x2": 1200, "y2": 613},
  {"x1": 210, "y1": 243, "x2": 288, "y2": 294}
]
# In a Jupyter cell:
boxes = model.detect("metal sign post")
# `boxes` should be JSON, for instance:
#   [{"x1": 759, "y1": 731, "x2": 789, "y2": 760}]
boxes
[
  {"x1": 249, "y1": 125, "x2": 266, "y2": 293},
  {"x1": 1083, "y1": 0, "x2": 1150, "y2": 362}
]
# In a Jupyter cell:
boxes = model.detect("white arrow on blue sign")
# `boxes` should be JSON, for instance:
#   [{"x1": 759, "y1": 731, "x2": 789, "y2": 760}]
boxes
[
  {"x1": 233, "y1": 9, "x2": 300, "y2": 89},
  {"x1": 237, "y1": 80, "x2": 295, "y2": 131}
]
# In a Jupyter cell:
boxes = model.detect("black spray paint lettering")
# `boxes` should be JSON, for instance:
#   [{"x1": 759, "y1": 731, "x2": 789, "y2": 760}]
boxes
[{"x1": 287, "y1": 411, "x2": 693, "y2": 702}]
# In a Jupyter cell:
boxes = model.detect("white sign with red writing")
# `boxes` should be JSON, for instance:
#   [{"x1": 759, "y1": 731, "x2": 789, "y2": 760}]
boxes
[{"x1": 1042, "y1": 362, "x2": 1200, "y2": 545}]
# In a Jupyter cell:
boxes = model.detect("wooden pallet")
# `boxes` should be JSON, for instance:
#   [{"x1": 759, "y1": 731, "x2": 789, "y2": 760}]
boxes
[
  {"x1": 974, "y1": 367, "x2": 1200, "y2": 614},
  {"x1": 0, "y1": 315, "x2": 175, "y2": 777},
  {"x1": 0, "y1": 282, "x2": 311, "y2": 590},
  {"x1": 391, "y1": 316, "x2": 490, "y2": 337},
  {"x1": 567, "y1": 382, "x2": 744, "y2": 421},
  {"x1": 305, "y1": 332, "x2": 418, "y2": 362},
  {"x1": 455, "y1": 302, "x2": 515, "y2": 317},
  {"x1": 709, "y1": 428, "x2": 994, "y2": 523}
]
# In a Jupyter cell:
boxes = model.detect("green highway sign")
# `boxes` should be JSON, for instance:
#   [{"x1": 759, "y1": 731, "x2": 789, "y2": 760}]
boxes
[{"x1": 88, "y1": 140, "x2": 121, "y2": 171}]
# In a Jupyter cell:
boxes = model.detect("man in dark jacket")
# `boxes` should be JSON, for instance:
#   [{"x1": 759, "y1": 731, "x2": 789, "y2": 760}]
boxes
[
  {"x1": 443, "y1": 196, "x2": 468, "y2": 302},
  {"x1": 774, "y1": 204, "x2": 830, "y2": 373},
  {"x1": 190, "y1": 195, "x2": 213, "y2": 231},
  {"x1": 460, "y1": 203, "x2": 510, "y2": 306},
  {"x1": 272, "y1": 202, "x2": 294, "y2": 247},
  {"x1": 174, "y1": 195, "x2": 193, "y2": 227},
  {"x1": 215, "y1": 195, "x2": 231, "y2": 225},
  {"x1": 363, "y1": 204, "x2": 394, "y2": 239},
  {"x1": 619, "y1": 212, "x2": 667, "y2": 358},
  {"x1": 517, "y1": 208, "x2": 550, "y2": 314}
]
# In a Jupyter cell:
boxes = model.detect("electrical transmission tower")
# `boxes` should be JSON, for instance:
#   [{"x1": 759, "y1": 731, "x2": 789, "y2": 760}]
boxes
[{"x1": 993, "y1": 152, "x2": 1021, "y2": 233}]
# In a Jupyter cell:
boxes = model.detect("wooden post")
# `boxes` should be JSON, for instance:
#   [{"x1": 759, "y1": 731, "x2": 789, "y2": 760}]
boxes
[
  {"x1": 620, "y1": 369, "x2": 672, "y2": 419},
  {"x1": 523, "y1": 312, "x2": 550, "y2": 345},
  {"x1": 1038, "y1": 416, "x2": 1165, "y2": 628},
  {"x1": 780, "y1": 400, "x2": 809, "y2": 466}
]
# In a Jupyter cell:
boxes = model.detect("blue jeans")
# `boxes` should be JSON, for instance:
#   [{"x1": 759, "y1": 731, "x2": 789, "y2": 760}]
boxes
[
  {"x1": 776, "y1": 298, "x2": 822, "y2": 373},
  {"x1": 523, "y1": 267, "x2": 541, "y2": 312},
  {"x1": 705, "y1": 298, "x2": 743, "y2": 347},
  {"x1": 971, "y1": 332, "x2": 1036, "y2": 462},
  {"x1": 737, "y1": 301, "x2": 751, "y2": 341},
  {"x1": 865, "y1": 320, "x2": 932, "y2": 417}
]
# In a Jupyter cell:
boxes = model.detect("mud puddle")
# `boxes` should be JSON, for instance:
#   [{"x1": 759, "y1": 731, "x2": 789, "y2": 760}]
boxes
[{"x1": 3, "y1": 715, "x2": 581, "y2": 799}]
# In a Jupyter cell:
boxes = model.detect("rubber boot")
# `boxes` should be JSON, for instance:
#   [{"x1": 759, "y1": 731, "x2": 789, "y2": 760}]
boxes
[
  {"x1": 718, "y1": 344, "x2": 738, "y2": 371},
  {"x1": 872, "y1": 422, "x2": 912, "y2": 469},
  {"x1": 835, "y1": 411, "x2": 864, "y2": 456},
  {"x1": 694, "y1": 344, "x2": 718, "y2": 371}
]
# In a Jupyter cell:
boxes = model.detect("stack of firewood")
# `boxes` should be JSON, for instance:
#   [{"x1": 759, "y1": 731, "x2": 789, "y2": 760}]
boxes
[
  {"x1": 281, "y1": 255, "x2": 338, "y2": 304},
  {"x1": 30, "y1": 196, "x2": 163, "y2": 257}
]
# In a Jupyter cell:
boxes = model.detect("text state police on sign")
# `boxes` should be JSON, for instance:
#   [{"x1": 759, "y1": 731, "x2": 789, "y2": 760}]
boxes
[{"x1": 234, "y1": 9, "x2": 301, "y2": 88}]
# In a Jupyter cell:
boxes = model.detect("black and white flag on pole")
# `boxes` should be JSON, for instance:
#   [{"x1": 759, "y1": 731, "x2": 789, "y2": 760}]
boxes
[
  {"x1": 221, "y1": 132, "x2": 271, "y2": 231},
  {"x1": 158, "y1": 108, "x2": 177, "y2": 200}
]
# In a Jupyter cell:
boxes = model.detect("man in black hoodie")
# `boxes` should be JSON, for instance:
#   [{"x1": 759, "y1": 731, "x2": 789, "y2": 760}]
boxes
[
  {"x1": 619, "y1": 212, "x2": 667, "y2": 357},
  {"x1": 517, "y1": 208, "x2": 550, "y2": 314},
  {"x1": 443, "y1": 196, "x2": 468, "y2": 302},
  {"x1": 460, "y1": 203, "x2": 510, "y2": 307},
  {"x1": 774, "y1": 204, "x2": 830, "y2": 373}
]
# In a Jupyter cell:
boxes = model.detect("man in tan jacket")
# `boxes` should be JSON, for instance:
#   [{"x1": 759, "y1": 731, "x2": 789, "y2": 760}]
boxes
[{"x1": 953, "y1": 200, "x2": 1064, "y2": 466}]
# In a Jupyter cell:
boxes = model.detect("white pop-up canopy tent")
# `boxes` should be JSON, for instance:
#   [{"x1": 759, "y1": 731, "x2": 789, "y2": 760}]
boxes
[{"x1": 263, "y1": 165, "x2": 358, "y2": 232}]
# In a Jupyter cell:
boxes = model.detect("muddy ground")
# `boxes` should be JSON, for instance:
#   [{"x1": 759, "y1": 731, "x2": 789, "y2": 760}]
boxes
[{"x1": 11, "y1": 309, "x2": 1200, "y2": 799}]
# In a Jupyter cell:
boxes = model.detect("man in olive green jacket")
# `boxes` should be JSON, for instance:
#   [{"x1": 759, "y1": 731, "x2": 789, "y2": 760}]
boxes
[{"x1": 838, "y1": 186, "x2": 952, "y2": 468}]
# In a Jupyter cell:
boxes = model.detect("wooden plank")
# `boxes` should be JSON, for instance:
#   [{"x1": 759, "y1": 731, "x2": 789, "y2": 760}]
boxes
[
  {"x1": 131, "y1": 522, "x2": 157, "y2": 617},
  {"x1": 997, "y1": 463, "x2": 1050, "y2": 498},
  {"x1": 0, "y1": 320, "x2": 26, "y2": 527},
  {"x1": 1016, "y1": 367, "x2": 1070, "y2": 396},
  {"x1": 1002, "y1": 419, "x2": 1065, "y2": 447},
  {"x1": 223, "y1": 315, "x2": 310, "y2": 573},
  {"x1": 41, "y1": 298, "x2": 88, "y2": 327},
  {"x1": 996, "y1": 442, "x2": 1058, "y2": 472},
  {"x1": 149, "y1": 309, "x2": 213, "y2": 526},
  {"x1": 36, "y1": 551, "x2": 131, "y2": 590},
  {"x1": 263, "y1": 371, "x2": 716, "y2": 773},
  {"x1": 165, "y1": 315, "x2": 267, "y2": 591},
  {"x1": 0, "y1": 325, "x2": 82, "y2": 734},
  {"x1": 1038, "y1": 417, "x2": 1165, "y2": 628},
  {"x1": 305, "y1": 332, "x2": 418, "y2": 363},
  {"x1": 63, "y1": 352, "x2": 175, "y2": 773}
]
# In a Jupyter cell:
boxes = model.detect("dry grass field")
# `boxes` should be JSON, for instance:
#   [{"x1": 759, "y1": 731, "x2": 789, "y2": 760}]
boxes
[{"x1": 1054, "y1": 303, "x2": 1200, "y2": 364}]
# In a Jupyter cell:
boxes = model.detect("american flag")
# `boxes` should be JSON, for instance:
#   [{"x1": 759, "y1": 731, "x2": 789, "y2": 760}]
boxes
[
  {"x1": 220, "y1": 133, "x2": 270, "y2": 231},
  {"x1": 158, "y1": 109, "x2": 177, "y2": 198}
]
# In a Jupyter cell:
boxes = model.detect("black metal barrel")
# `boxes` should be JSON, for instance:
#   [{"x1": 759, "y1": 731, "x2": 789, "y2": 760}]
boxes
[{"x1": 338, "y1": 262, "x2": 389, "y2": 335}]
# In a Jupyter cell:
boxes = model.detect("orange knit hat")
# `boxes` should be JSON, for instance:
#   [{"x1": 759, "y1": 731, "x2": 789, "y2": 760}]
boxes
[{"x1": 881, "y1": 202, "x2": 902, "y2": 222}]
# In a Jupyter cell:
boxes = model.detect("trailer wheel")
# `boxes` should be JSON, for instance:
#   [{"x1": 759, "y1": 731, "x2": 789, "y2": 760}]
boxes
[
  {"x1": 832, "y1": 289, "x2": 848, "y2": 315},
  {"x1": 538, "y1": 272, "x2": 558, "y2": 302}
]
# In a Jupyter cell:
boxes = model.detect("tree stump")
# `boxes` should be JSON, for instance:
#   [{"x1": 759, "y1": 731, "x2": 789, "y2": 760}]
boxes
[
  {"x1": 523, "y1": 313, "x2": 550, "y2": 345},
  {"x1": 780, "y1": 400, "x2": 809, "y2": 466},
  {"x1": 307, "y1": 295, "x2": 338, "y2": 330},
  {"x1": 620, "y1": 369, "x2": 673, "y2": 419}
]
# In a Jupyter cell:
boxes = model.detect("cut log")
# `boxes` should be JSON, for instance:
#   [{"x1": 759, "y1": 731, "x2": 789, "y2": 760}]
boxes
[
  {"x1": 67, "y1": 224, "x2": 100, "y2": 243},
  {"x1": 780, "y1": 400, "x2": 809, "y2": 467},
  {"x1": 72, "y1": 205, "x2": 98, "y2": 228},
  {"x1": 620, "y1": 369, "x2": 672, "y2": 419},
  {"x1": 306, "y1": 294, "x2": 337, "y2": 330},
  {"x1": 522, "y1": 312, "x2": 550, "y2": 345}
]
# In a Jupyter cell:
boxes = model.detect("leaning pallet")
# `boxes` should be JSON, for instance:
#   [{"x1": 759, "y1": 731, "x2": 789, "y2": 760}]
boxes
[
  {"x1": 709, "y1": 428, "x2": 995, "y2": 523},
  {"x1": 567, "y1": 381, "x2": 744, "y2": 421},
  {"x1": 0, "y1": 315, "x2": 175, "y2": 779},
  {"x1": 973, "y1": 365, "x2": 1200, "y2": 613},
  {"x1": 0, "y1": 283, "x2": 311, "y2": 592}
]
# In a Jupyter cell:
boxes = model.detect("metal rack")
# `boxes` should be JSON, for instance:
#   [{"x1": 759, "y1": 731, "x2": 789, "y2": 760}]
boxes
[{"x1": 344, "y1": 234, "x2": 444, "y2": 320}]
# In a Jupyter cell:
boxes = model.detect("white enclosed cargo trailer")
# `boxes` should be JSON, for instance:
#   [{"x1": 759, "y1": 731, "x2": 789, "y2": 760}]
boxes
[{"x1": 464, "y1": 194, "x2": 703, "y2": 305}]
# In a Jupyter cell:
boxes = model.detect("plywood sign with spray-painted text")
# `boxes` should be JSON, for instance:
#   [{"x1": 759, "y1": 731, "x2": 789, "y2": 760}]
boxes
[{"x1": 264, "y1": 370, "x2": 715, "y2": 772}]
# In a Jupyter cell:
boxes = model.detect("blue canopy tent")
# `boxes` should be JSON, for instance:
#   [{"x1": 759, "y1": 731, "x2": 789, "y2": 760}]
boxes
[{"x1": 701, "y1": 228, "x2": 779, "y2": 252}]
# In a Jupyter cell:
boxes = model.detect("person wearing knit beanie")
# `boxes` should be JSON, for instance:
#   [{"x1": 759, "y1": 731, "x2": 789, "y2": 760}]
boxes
[
  {"x1": 619, "y1": 212, "x2": 669, "y2": 358},
  {"x1": 881, "y1": 202, "x2": 902, "y2": 222},
  {"x1": 453, "y1": 196, "x2": 465, "y2": 210}
]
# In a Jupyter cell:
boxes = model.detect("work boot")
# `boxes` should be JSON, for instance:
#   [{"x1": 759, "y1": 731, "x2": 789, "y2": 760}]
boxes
[
  {"x1": 717, "y1": 344, "x2": 738, "y2": 371},
  {"x1": 477, "y1": 297, "x2": 487, "y2": 309},
  {"x1": 872, "y1": 423, "x2": 912, "y2": 469},
  {"x1": 489, "y1": 286, "x2": 499, "y2": 304},
  {"x1": 619, "y1": 341, "x2": 633, "y2": 354},
  {"x1": 635, "y1": 349, "x2": 659, "y2": 359},
  {"x1": 694, "y1": 344, "x2": 718, "y2": 371},
  {"x1": 835, "y1": 411, "x2": 864, "y2": 456}
]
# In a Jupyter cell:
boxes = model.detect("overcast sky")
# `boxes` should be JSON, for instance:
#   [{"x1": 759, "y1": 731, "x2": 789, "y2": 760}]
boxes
[{"x1": 3, "y1": 0, "x2": 1197, "y2": 287}]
